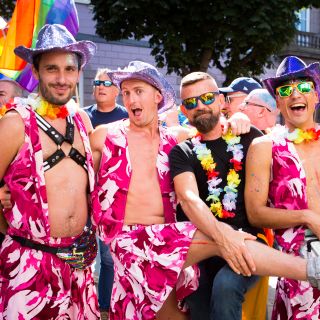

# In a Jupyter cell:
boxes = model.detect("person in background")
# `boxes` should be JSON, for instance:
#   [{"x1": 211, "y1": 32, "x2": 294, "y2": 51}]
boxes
[
  {"x1": 83, "y1": 68, "x2": 127, "y2": 128},
  {"x1": 220, "y1": 77, "x2": 262, "y2": 118},
  {"x1": 0, "y1": 75, "x2": 23, "y2": 117},
  {"x1": 239, "y1": 88, "x2": 279, "y2": 133},
  {"x1": 84, "y1": 68, "x2": 127, "y2": 319}
]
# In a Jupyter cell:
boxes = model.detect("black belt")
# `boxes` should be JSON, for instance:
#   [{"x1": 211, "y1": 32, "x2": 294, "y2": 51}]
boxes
[
  {"x1": 10, "y1": 229, "x2": 98, "y2": 270},
  {"x1": 11, "y1": 235, "x2": 68, "y2": 254}
]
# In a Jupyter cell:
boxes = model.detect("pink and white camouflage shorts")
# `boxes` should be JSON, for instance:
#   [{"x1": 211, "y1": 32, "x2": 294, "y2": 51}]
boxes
[{"x1": 109, "y1": 221, "x2": 197, "y2": 320}]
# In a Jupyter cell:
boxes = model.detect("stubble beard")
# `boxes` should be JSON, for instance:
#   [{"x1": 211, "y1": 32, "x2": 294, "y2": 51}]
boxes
[
  {"x1": 39, "y1": 78, "x2": 74, "y2": 106},
  {"x1": 189, "y1": 110, "x2": 220, "y2": 134}
]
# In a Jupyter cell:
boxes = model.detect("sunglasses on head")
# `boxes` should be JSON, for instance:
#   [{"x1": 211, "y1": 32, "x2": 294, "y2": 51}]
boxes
[
  {"x1": 181, "y1": 91, "x2": 219, "y2": 110},
  {"x1": 276, "y1": 81, "x2": 314, "y2": 98},
  {"x1": 93, "y1": 80, "x2": 113, "y2": 87}
]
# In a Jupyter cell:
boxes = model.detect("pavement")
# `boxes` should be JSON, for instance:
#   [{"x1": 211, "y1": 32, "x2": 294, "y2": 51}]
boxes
[{"x1": 267, "y1": 277, "x2": 277, "y2": 320}]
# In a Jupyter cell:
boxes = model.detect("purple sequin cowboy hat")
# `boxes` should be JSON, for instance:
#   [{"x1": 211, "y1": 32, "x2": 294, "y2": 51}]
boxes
[
  {"x1": 263, "y1": 56, "x2": 320, "y2": 98},
  {"x1": 108, "y1": 61, "x2": 176, "y2": 113},
  {"x1": 14, "y1": 24, "x2": 96, "y2": 68}
]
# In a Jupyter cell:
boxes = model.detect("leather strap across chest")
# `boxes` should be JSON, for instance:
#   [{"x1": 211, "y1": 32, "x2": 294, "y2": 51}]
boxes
[{"x1": 35, "y1": 113, "x2": 87, "y2": 172}]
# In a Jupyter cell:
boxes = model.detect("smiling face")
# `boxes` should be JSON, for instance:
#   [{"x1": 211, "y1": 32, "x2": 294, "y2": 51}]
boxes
[
  {"x1": 276, "y1": 79, "x2": 319, "y2": 130},
  {"x1": 32, "y1": 51, "x2": 80, "y2": 106},
  {"x1": 121, "y1": 79, "x2": 162, "y2": 128},
  {"x1": 180, "y1": 78, "x2": 224, "y2": 134}
]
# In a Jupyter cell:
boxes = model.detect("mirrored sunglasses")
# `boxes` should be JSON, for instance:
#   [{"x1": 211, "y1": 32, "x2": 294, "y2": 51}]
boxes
[
  {"x1": 276, "y1": 81, "x2": 314, "y2": 98},
  {"x1": 93, "y1": 80, "x2": 113, "y2": 87},
  {"x1": 182, "y1": 91, "x2": 219, "y2": 110}
]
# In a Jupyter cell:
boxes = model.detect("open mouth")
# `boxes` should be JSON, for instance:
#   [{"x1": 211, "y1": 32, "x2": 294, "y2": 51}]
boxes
[
  {"x1": 132, "y1": 108, "x2": 142, "y2": 117},
  {"x1": 289, "y1": 103, "x2": 306, "y2": 112}
]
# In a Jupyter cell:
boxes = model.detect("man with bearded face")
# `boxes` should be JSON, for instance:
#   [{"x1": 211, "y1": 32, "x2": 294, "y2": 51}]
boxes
[
  {"x1": 0, "y1": 24, "x2": 99, "y2": 318},
  {"x1": 169, "y1": 71, "x2": 265, "y2": 319}
]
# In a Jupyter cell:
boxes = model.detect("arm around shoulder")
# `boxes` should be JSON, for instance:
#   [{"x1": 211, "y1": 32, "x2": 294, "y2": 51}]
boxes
[{"x1": 90, "y1": 125, "x2": 109, "y2": 173}]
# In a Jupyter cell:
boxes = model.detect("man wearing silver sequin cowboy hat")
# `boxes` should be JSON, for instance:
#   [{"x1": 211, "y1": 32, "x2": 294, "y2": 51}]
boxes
[
  {"x1": 0, "y1": 24, "x2": 100, "y2": 319},
  {"x1": 246, "y1": 56, "x2": 320, "y2": 319},
  {"x1": 90, "y1": 60, "x2": 193, "y2": 320},
  {"x1": 90, "y1": 60, "x2": 248, "y2": 319}
]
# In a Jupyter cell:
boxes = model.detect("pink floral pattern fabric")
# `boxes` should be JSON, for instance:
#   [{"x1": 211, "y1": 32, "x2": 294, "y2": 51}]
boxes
[
  {"x1": 269, "y1": 132, "x2": 320, "y2": 319},
  {"x1": 110, "y1": 223, "x2": 196, "y2": 320},
  {"x1": 92, "y1": 120, "x2": 199, "y2": 319},
  {"x1": 0, "y1": 98, "x2": 99, "y2": 319}
]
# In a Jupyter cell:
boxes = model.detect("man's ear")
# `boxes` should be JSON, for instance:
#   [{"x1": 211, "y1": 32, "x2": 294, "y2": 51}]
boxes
[
  {"x1": 257, "y1": 108, "x2": 265, "y2": 118},
  {"x1": 31, "y1": 65, "x2": 39, "y2": 81},
  {"x1": 216, "y1": 93, "x2": 225, "y2": 111},
  {"x1": 314, "y1": 90, "x2": 319, "y2": 104},
  {"x1": 153, "y1": 90, "x2": 163, "y2": 106}
]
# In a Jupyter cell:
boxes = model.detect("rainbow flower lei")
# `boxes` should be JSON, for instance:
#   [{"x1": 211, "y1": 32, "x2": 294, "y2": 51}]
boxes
[
  {"x1": 0, "y1": 104, "x2": 7, "y2": 118},
  {"x1": 26, "y1": 94, "x2": 78, "y2": 119},
  {"x1": 270, "y1": 124, "x2": 320, "y2": 144},
  {"x1": 286, "y1": 127, "x2": 320, "y2": 144},
  {"x1": 192, "y1": 130, "x2": 244, "y2": 219}
]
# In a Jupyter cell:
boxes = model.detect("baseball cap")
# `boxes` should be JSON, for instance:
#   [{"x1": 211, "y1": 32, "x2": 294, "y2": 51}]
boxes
[
  {"x1": 242, "y1": 89, "x2": 277, "y2": 111},
  {"x1": 219, "y1": 77, "x2": 262, "y2": 94}
]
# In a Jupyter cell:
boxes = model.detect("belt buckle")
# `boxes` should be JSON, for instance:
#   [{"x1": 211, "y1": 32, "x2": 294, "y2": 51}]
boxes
[{"x1": 72, "y1": 247, "x2": 85, "y2": 259}]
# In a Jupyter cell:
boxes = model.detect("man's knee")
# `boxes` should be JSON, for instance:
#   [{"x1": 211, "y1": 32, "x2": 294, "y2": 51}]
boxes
[{"x1": 212, "y1": 267, "x2": 256, "y2": 299}]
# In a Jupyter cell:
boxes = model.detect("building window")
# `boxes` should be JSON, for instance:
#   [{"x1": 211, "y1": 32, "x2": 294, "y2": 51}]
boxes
[
  {"x1": 75, "y1": 0, "x2": 90, "y2": 4},
  {"x1": 296, "y1": 8, "x2": 310, "y2": 32}
]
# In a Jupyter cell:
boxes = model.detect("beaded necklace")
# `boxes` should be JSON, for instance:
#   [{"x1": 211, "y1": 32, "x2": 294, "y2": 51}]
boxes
[{"x1": 191, "y1": 130, "x2": 244, "y2": 219}]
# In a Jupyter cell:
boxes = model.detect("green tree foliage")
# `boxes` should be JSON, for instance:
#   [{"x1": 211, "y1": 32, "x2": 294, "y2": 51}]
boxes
[
  {"x1": 91, "y1": 0, "x2": 320, "y2": 83},
  {"x1": 0, "y1": 0, "x2": 15, "y2": 20}
]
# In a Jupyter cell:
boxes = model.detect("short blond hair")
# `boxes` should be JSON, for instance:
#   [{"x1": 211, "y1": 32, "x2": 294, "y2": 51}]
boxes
[{"x1": 180, "y1": 72, "x2": 217, "y2": 89}]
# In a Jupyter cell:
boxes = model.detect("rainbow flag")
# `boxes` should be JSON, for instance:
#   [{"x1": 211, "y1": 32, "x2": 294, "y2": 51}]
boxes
[{"x1": 0, "y1": 0, "x2": 79, "y2": 92}]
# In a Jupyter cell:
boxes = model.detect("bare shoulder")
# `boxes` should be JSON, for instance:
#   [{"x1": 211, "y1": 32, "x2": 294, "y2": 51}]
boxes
[
  {"x1": 0, "y1": 111, "x2": 24, "y2": 139},
  {"x1": 250, "y1": 134, "x2": 272, "y2": 149},
  {"x1": 78, "y1": 109, "x2": 93, "y2": 134},
  {"x1": 0, "y1": 111, "x2": 25, "y2": 174},
  {"x1": 247, "y1": 134, "x2": 273, "y2": 165},
  {"x1": 166, "y1": 126, "x2": 193, "y2": 143}
]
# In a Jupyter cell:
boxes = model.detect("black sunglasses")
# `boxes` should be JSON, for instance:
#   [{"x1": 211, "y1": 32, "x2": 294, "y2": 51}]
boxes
[{"x1": 93, "y1": 80, "x2": 113, "y2": 87}]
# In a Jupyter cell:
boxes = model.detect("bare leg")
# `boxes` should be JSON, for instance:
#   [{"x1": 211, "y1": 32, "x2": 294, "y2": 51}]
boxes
[
  {"x1": 156, "y1": 289, "x2": 189, "y2": 320},
  {"x1": 184, "y1": 230, "x2": 307, "y2": 280}
]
